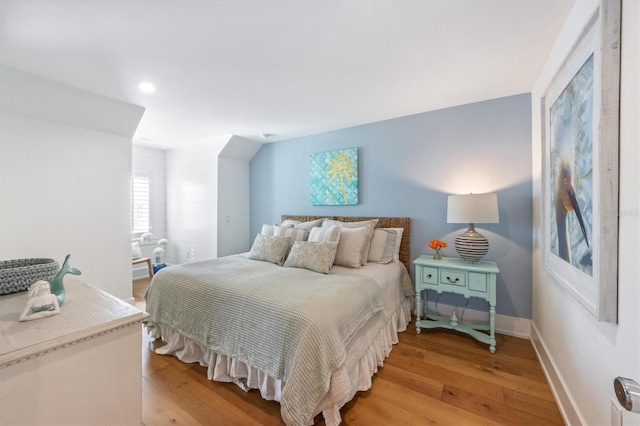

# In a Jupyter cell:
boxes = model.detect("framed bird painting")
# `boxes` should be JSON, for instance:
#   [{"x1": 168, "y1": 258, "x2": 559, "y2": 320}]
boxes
[{"x1": 541, "y1": 0, "x2": 620, "y2": 323}]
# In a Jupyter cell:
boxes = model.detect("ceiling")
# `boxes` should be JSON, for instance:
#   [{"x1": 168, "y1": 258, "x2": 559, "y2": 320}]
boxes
[{"x1": 0, "y1": 0, "x2": 575, "y2": 150}]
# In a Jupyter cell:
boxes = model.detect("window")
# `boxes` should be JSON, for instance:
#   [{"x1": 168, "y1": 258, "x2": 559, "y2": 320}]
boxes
[{"x1": 131, "y1": 172, "x2": 151, "y2": 233}]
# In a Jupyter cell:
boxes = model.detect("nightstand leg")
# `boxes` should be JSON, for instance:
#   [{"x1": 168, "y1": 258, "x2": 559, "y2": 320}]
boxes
[
  {"x1": 415, "y1": 290, "x2": 422, "y2": 334},
  {"x1": 489, "y1": 303, "x2": 496, "y2": 353}
]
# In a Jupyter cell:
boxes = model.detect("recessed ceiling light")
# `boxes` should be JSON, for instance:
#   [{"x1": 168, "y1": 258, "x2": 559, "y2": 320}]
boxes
[{"x1": 138, "y1": 82, "x2": 156, "y2": 93}]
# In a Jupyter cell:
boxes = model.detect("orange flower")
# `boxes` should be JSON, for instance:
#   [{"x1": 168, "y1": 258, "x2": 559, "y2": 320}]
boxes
[{"x1": 429, "y1": 239, "x2": 447, "y2": 250}]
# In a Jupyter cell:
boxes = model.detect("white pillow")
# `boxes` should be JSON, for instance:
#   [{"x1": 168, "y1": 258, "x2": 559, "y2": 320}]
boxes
[
  {"x1": 324, "y1": 219, "x2": 379, "y2": 265},
  {"x1": 334, "y1": 226, "x2": 370, "y2": 268},
  {"x1": 308, "y1": 225, "x2": 341, "y2": 243},
  {"x1": 283, "y1": 241, "x2": 338, "y2": 274},
  {"x1": 383, "y1": 227, "x2": 404, "y2": 262},
  {"x1": 260, "y1": 223, "x2": 275, "y2": 236},
  {"x1": 368, "y1": 228, "x2": 397, "y2": 264},
  {"x1": 248, "y1": 234, "x2": 292, "y2": 266}
]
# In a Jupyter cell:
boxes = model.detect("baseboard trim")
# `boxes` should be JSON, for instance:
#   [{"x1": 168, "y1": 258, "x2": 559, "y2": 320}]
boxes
[
  {"x1": 530, "y1": 322, "x2": 582, "y2": 425},
  {"x1": 132, "y1": 268, "x2": 151, "y2": 280},
  {"x1": 496, "y1": 314, "x2": 531, "y2": 338}
]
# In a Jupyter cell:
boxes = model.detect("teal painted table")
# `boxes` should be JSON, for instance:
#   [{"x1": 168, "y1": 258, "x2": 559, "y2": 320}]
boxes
[{"x1": 413, "y1": 255, "x2": 499, "y2": 353}]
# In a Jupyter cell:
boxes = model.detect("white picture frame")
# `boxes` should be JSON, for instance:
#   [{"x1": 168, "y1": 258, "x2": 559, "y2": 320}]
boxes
[{"x1": 541, "y1": 0, "x2": 620, "y2": 323}]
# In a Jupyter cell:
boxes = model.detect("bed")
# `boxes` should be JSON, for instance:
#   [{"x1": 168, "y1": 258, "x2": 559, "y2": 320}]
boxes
[{"x1": 144, "y1": 215, "x2": 413, "y2": 426}]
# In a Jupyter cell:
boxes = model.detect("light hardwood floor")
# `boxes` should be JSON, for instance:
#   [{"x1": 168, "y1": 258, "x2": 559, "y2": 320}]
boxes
[{"x1": 134, "y1": 278, "x2": 564, "y2": 425}]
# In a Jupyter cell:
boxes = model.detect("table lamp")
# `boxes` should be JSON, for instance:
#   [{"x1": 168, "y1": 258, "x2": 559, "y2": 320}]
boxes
[{"x1": 447, "y1": 193, "x2": 499, "y2": 263}]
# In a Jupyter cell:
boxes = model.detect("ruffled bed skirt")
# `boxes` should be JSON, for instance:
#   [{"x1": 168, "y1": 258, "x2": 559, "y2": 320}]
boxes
[{"x1": 148, "y1": 296, "x2": 413, "y2": 426}]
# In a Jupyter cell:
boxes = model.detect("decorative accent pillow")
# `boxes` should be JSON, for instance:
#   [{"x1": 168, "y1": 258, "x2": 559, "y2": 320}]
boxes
[
  {"x1": 274, "y1": 224, "x2": 309, "y2": 242},
  {"x1": 308, "y1": 225, "x2": 341, "y2": 243},
  {"x1": 283, "y1": 241, "x2": 338, "y2": 274},
  {"x1": 323, "y1": 218, "x2": 379, "y2": 265},
  {"x1": 383, "y1": 227, "x2": 404, "y2": 261},
  {"x1": 334, "y1": 226, "x2": 370, "y2": 268},
  {"x1": 281, "y1": 218, "x2": 326, "y2": 229},
  {"x1": 260, "y1": 223, "x2": 276, "y2": 236},
  {"x1": 248, "y1": 234, "x2": 292, "y2": 266},
  {"x1": 368, "y1": 228, "x2": 397, "y2": 264}
]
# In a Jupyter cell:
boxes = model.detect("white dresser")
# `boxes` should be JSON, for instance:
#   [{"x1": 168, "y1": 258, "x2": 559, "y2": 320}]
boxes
[{"x1": 0, "y1": 277, "x2": 148, "y2": 425}]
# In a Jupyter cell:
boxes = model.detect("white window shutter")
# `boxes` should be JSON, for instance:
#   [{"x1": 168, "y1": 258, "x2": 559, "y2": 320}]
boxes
[{"x1": 131, "y1": 173, "x2": 151, "y2": 233}]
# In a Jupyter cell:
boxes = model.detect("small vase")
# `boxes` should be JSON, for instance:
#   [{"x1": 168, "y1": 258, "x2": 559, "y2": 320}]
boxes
[{"x1": 433, "y1": 248, "x2": 442, "y2": 260}]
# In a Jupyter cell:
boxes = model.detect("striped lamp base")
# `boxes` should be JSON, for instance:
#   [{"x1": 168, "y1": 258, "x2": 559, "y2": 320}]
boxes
[{"x1": 454, "y1": 225, "x2": 489, "y2": 263}]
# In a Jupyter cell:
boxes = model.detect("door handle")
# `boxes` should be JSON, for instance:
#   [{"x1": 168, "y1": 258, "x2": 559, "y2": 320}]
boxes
[{"x1": 614, "y1": 377, "x2": 640, "y2": 413}]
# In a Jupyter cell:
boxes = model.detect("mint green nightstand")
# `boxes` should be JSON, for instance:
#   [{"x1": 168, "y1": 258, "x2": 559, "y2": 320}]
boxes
[{"x1": 413, "y1": 255, "x2": 499, "y2": 353}]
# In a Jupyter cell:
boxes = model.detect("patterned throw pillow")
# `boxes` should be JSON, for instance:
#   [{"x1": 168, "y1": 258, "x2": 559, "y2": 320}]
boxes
[
  {"x1": 248, "y1": 234, "x2": 292, "y2": 266},
  {"x1": 283, "y1": 241, "x2": 339, "y2": 274}
]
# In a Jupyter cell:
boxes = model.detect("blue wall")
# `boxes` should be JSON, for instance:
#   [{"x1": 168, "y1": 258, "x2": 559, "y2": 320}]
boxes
[{"x1": 250, "y1": 94, "x2": 532, "y2": 319}]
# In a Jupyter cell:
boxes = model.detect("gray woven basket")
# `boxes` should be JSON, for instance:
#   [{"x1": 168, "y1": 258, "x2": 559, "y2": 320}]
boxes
[{"x1": 0, "y1": 258, "x2": 60, "y2": 295}]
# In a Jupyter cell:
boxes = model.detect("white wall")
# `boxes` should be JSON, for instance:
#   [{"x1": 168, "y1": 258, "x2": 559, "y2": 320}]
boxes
[
  {"x1": 165, "y1": 140, "x2": 224, "y2": 264},
  {"x1": 0, "y1": 67, "x2": 143, "y2": 302},
  {"x1": 0, "y1": 113, "x2": 136, "y2": 301},
  {"x1": 163, "y1": 136, "x2": 261, "y2": 264},
  {"x1": 531, "y1": 1, "x2": 640, "y2": 424},
  {"x1": 217, "y1": 136, "x2": 263, "y2": 257},
  {"x1": 217, "y1": 156, "x2": 251, "y2": 256}
]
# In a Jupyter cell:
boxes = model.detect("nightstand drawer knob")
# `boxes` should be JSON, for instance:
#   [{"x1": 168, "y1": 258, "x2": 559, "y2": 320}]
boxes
[
  {"x1": 446, "y1": 276, "x2": 459, "y2": 283},
  {"x1": 427, "y1": 274, "x2": 432, "y2": 279}
]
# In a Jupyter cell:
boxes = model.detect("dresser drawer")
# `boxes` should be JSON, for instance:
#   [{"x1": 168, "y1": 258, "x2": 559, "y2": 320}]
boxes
[
  {"x1": 468, "y1": 272, "x2": 488, "y2": 292},
  {"x1": 439, "y1": 270, "x2": 466, "y2": 287},
  {"x1": 420, "y1": 266, "x2": 438, "y2": 285}
]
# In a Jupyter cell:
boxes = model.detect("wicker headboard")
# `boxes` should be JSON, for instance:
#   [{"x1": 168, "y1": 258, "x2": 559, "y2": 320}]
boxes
[{"x1": 280, "y1": 215, "x2": 411, "y2": 270}]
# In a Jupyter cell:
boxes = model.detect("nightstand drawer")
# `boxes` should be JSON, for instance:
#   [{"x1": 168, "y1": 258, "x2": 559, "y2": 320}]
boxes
[
  {"x1": 439, "y1": 270, "x2": 466, "y2": 287},
  {"x1": 420, "y1": 266, "x2": 438, "y2": 285},
  {"x1": 468, "y1": 272, "x2": 487, "y2": 292}
]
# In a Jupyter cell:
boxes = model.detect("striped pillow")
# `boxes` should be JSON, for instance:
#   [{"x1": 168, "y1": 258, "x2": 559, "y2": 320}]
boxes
[
  {"x1": 384, "y1": 227, "x2": 404, "y2": 261},
  {"x1": 308, "y1": 225, "x2": 341, "y2": 243},
  {"x1": 274, "y1": 224, "x2": 308, "y2": 241},
  {"x1": 368, "y1": 228, "x2": 397, "y2": 264},
  {"x1": 323, "y1": 219, "x2": 379, "y2": 265},
  {"x1": 282, "y1": 218, "x2": 326, "y2": 229}
]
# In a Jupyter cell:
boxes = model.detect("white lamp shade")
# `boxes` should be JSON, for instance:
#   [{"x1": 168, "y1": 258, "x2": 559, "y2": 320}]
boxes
[{"x1": 447, "y1": 193, "x2": 499, "y2": 224}]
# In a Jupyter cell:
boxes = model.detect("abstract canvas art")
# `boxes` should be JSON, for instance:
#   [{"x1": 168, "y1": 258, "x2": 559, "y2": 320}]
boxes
[{"x1": 310, "y1": 148, "x2": 358, "y2": 206}]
